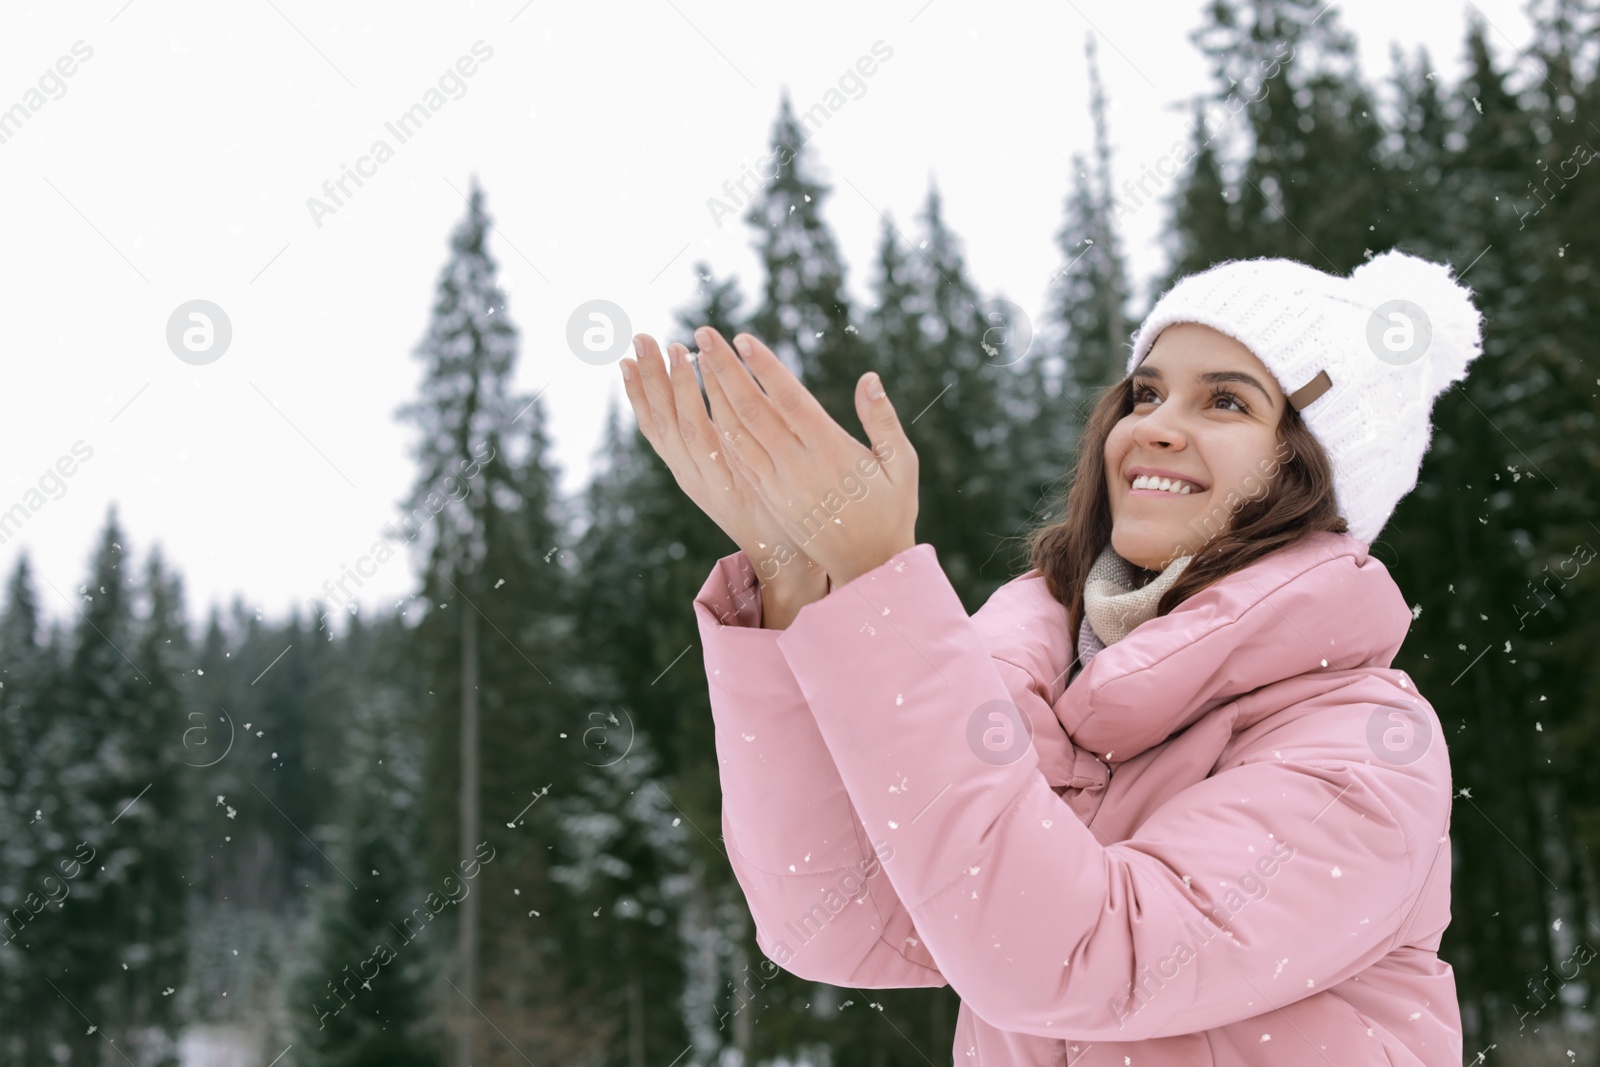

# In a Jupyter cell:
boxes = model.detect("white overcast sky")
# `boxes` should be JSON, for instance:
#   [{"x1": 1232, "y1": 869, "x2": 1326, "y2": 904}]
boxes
[{"x1": 0, "y1": 0, "x2": 1534, "y2": 633}]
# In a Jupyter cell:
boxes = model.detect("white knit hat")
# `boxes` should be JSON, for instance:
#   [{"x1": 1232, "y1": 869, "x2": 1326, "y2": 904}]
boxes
[{"x1": 1126, "y1": 249, "x2": 1485, "y2": 546}]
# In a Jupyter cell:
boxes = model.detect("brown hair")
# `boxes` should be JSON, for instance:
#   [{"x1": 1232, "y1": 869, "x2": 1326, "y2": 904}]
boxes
[{"x1": 1024, "y1": 371, "x2": 1349, "y2": 647}]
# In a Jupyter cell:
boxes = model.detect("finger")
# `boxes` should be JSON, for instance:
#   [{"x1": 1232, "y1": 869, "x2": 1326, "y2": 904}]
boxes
[
  {"x1": 619, "y1": 341, "x2": 662, "y2": 445},
  {"x1": 729, "y1": 331, "x2": 836, "y2": 442},
  {"x1": 696, "y1": 345, "x2": 769, "y2": 499},
  {"x1": 691, "y1": 355, "x2": 745, "y2": 476},
  {"x1": 662, "y1": 342, "x2": 731, "y2": 475},
  {"x1": 854, "y1": 370, "x2": 916, "y2": 486},
  {"x1": 696, "y1": 327, "x2": 782, "y2": 490},
  {"x1": 628, "y1": 335, "x2": 696, "y2": 471}
]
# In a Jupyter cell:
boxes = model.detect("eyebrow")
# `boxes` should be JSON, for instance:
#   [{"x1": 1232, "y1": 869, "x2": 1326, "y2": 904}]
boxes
[{"x1": 1131, "y1": 364, "x2": 1277, "y2": 407}]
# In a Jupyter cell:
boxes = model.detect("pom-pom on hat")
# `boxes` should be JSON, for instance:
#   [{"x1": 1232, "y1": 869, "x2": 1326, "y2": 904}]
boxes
[{"x1": 1125, "y1": 249, "x2": 1485, "y2": 546}]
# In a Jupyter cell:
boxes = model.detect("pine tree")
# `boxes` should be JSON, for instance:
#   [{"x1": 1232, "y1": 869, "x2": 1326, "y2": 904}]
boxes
[
  {"x1": 1083, "y1": 32, "x2": 1130, "y2": 356},
  {"x1": 1386, "y1": 18, "x2": 1541, "y2": 1051},
  {"x1": 897, "y1": 182, "x2": 1027, "y2": 605},
  {"x1": 0, "y1": 511, "x2": 193, "y2": 1063},
  {"x1": 1519, "y1": 0, "x2": 1600, "y2": 959},
  {"x1": 1161, "y1": 104, "x2": 1236, "y2": 285},
  {"x1": 567, "y1": 261, "x2": 768, "y2": 1066},
  {"x1": 465, "y1": 250, "x2": 601, "y2": 1067},
  {"x1": 1048, "y1": 158, "x2": 1129, "y2": 453},
  {"x1": 743, "y1": 92, "x2": 871, "y2": 430},
  {"x1": 393, "y1": 174, "x2": 537, "y2": 1067},
  {"x1": 1377, "y1": 44, "x2": 1452, "y2": 257},
  {"x1": 42, "y1": 509, "x2": 145, "y2": 1063},
  {"x1": 544, "y1": 733, "x2": 693, "y2": 1067},
  {"x1": 184, "y1": 599, "x2": 342, "y2": 929},
  {"x1": 675, "y1": 261, "x2": 748, "y2": 349},
  {"x1": 250, "y1": 607, "x2": 343, "y2": 898},
  {"x1": 1385, "y1": 13, "x2": 1600, "y2": 1052},
  {"x1": 102, "y1": 546, "x2": 193, "y2": 1065},
  {"x1": 181, "y1": 603, "x2": 297, "y2": 1039},
  {"x1": 1191, "y1": 0, "x2": 1387, "y2": 268},
  {"x1": 177, "y1": 592, "x2": 371, "y2": 1050},
  {"x1": 0, "y1": 552, "x2": 74, "y2": 1062},
  {"x1": 1019, "y1": 37, "x2": 1137, "y2": 564},
  {"x1": 293, "y1": 614, "x2": 444, "y2": 1067}
]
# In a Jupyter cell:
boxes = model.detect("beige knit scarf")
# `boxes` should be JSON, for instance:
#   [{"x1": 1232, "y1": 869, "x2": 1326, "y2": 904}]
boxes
[{"x1": 1075, "y1": 542, "x2": 1193, "y2": 670}]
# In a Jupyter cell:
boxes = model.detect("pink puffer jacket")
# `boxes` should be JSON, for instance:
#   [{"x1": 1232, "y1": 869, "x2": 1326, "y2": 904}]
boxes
[{"x1": 694, "y1": 529, "x2": 1460, "y2": 1065}]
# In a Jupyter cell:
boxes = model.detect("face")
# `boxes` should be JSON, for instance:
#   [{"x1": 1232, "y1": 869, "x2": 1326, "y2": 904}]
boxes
[{"x1": 1103, "y1": 322, "x2": 1289, "y2": 571}]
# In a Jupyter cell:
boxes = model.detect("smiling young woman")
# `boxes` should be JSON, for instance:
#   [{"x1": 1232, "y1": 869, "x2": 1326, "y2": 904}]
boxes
[{"x1": 672, "y1": 248, "x2": 1485, "y2": 1067}]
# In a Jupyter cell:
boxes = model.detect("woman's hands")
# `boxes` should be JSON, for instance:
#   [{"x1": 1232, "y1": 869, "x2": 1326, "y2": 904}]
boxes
[
  {"x1": 619, "y1": 330, "x2": 830, "y2": 611},
  {"x1": 619, "y1": 325, "x2": 919, "y2": 599},
  {"x1": 684, "y1": 326, "x2": 918, "y2": 589}
]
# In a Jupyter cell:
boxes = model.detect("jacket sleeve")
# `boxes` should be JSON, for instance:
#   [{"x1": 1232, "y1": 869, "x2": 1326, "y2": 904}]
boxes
[
  {"x1": 694, "y1": 549, "x2": 947, "y2": 988},
  {"x1": 775, "y1": 542, "x2": 1441, "y2": 1041}
]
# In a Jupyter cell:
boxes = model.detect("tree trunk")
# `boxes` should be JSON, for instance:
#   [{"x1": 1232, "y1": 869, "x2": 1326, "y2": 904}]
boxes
[
  {"x1": 628, "y1": 968, "x2": 646, "y2": 1067},
  {"x1": 728, "y1": 903, "x2": 754, "y2": 1063},
  {"x1": 457, "y1": 585, "x2": 479, "y2": 1067}
]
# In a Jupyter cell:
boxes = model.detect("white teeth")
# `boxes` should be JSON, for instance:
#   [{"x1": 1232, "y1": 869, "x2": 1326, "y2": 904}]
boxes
[{"x1": 1132, "y1": 475, "x2": 1195, "y2": 494}]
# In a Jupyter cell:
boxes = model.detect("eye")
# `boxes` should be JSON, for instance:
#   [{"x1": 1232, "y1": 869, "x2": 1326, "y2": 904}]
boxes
[
  {"x1": 1130, "y1": 383, "x2": 1250, "y2": 414},
  {"x1": 1210, "y1": 388, "x2": 1250, "y2": 414}
]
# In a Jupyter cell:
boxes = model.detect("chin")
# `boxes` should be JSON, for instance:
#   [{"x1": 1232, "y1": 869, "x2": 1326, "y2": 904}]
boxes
[{"x1": 1111, "y1": 526, "x2": 1184, "y2": 573}]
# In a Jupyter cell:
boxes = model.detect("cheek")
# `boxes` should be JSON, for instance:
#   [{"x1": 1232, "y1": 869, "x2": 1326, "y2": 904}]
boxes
[
  {"x1": 1104, "y1": 420, "x2": 1134, "y2": 461},
  {"x1": 1210, "y1": 439, "x2": 1276, "y2": 497},
  {"x1": 1104, "y1": 423, "x2": 1134, "y2": 496}
]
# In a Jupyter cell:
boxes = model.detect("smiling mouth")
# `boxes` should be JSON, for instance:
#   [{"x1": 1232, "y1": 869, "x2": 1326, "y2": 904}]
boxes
[
  {"x1": 1126, "y1": 485, "x2": 1201, "y2": 498},
  {"x1": 1126, "y1": 475, "x2": 1208, "y2": 498}
]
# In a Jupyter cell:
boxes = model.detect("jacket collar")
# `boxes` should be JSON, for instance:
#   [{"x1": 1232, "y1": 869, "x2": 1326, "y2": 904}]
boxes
[
  {"x1": 976, "y1": 531, "x2": 1413, "y2": 770},
  {"x1": 1062, "y1": 530, "x2": 1413, "y2": 765}
]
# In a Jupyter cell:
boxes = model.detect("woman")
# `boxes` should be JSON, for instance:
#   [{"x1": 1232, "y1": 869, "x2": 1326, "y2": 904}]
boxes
[{"x1": 619, "y1": 249, "x2": 1481, "y2": 1065}]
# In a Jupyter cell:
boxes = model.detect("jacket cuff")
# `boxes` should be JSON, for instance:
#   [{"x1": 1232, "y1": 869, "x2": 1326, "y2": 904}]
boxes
[{"x1": 694, "y1": 548, "x2": 765, "y2": 630}]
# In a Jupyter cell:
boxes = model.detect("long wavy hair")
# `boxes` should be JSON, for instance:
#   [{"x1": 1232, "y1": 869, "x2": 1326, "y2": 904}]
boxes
[{"x1": 1025, "y1": 367, "x2": 1349, "y2": 647}]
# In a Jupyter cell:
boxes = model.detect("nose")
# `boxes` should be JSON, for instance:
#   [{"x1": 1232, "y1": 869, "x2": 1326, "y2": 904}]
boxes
[{"x1": 1131, "y1": 398, "x2": 1189, "y2": 449}]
